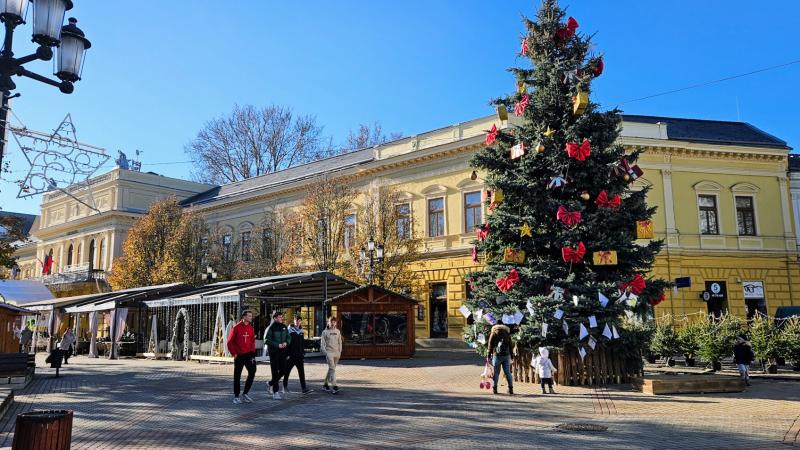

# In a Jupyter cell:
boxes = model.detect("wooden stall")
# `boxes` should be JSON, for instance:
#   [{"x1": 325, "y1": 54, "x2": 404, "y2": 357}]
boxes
[
  {"x1": 0, "y1": 303, "x2": 35, "y2": 353},
  {"x1": 330, "y1": 285, "x2": 417, "y2": 359}
]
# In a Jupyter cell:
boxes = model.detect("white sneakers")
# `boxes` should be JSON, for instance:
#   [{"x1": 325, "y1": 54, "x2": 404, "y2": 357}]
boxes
[
  {"x1": 242, "y1": 394, "x2": 253, "y2": 403},
  {"x1": 232, "y1": 397, "x2": 241, "y2": 404},
  {"x1": 273, "y1": 392, "x2": 283, "y2": 400}
]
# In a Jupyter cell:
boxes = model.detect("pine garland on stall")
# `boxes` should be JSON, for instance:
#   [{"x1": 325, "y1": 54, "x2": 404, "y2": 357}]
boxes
[{"x1": 463, "y1": 0, "x2": 670, "y2": 370}]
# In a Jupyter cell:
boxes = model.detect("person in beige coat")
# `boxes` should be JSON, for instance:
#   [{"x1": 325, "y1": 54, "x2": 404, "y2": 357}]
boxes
[{"x1": 320, "y1": 316, "x2": 343, "y2": 394}]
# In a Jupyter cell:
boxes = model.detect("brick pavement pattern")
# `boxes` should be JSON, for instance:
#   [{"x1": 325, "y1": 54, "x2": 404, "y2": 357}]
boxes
[{"x1": 1, "y1": 349, "x2": 799, "y2": 449}]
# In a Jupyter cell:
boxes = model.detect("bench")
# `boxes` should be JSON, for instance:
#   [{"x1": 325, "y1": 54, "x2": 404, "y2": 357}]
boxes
[{"x1": 0, "y1": 353, "x2": 35, "y2": 385}]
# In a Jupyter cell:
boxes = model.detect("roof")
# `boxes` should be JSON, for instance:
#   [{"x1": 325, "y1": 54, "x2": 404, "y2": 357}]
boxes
[
  {"x1": 621, "y1": 115, "x2": 788, "y2": 149},
  {"x1": 328, "y1": 284, "x2": 418, "y2": 304},
  {"x1": 0, "y1": 280, "x2": 54, "y2": 304},
  {"x1": 0, "y1": 302, "x2": 36, "y2": 315},
  {"x1": 181, "y1": 149, "x2": 374, "y2": 206},
  {"x1": 0, "y1": 211, "x2": 38, "y2": 239}
]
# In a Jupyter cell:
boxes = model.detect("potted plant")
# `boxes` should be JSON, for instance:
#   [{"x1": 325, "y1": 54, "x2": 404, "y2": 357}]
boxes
[
  {"x1": 697, "y1": 314, "x2": 742, "y2": 371},
  {"x1": 780, "y1": 317, "x2": 800, "y2": 372},
  {"x1": 649, "y1": 322, "x2": 680, "y2": 366},
  {"x1": 677, "y1": 320, "x2": 702, "y2": 367},
  {"x1": 749, "y1": 315, "x2": 782, "y2": 374}
]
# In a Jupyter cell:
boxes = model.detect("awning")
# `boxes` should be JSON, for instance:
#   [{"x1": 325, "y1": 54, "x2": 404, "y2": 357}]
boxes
[
  {"x1": 0, "y1": 302, "x2": 37, "y2": 315},
  {"x1": 0, "y1": 280, "x2": 54, "y2": 304},
  {"x1": 239, "y1": 271, "x2": 360, "y2": 305}
]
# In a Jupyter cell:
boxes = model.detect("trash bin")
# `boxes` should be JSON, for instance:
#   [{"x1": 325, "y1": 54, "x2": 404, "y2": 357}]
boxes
[{"x1": 12, "y1": 410, "x2": 73, "y2": 450}]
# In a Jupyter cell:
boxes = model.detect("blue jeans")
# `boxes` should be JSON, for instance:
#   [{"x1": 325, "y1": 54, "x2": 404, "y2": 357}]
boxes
[{"x1": 492, "y1": 354, "x2": 513, "y2": 389}]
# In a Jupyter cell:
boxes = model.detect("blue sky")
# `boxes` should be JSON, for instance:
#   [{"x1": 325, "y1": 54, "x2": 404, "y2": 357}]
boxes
[{"x1": 2, "y1": 0, "x2": 798, "y2": 214}]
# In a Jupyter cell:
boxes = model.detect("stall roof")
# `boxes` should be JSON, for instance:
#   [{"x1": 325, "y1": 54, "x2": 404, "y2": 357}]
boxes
[
  {"x1": 238, "y1": 272, "x2": 360, "y2": 305},
  {"x1": 0, "y1": 302, "x2": 37, "y2": 315},
  {"x1": 0, "y1": 280, "x2": 54, "y2": 305},
  {"x1": 327, "y1": 284, "x2": 419, "y2": 304},
  {"x1": 65, "y1": 282, "x2": 193, "y2": 311}
]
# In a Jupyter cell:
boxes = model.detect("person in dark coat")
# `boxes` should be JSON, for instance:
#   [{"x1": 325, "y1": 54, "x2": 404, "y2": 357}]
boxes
[
  {"x1": 733, "y1": 336, "x2": 755, "y2": 386},
  {"x1": 487, "y1": 322, "x2": 514, "y2": 395},
  {"x1": 282, "y1": 316, "x2": 311, "y2": 394},
  {"x1": 264, "y1": 311, "x2": 291, "y2": 400}
]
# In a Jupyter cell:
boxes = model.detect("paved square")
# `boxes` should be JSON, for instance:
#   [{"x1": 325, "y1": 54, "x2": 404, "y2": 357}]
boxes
[{"x1": 2, "y1": 350, "x2": 799, "y2": 449}]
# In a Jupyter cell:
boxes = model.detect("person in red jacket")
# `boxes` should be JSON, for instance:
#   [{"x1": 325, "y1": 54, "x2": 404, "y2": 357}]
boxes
[{"x1": 227, "y1": 310, "x2": 257, "y2": 404}]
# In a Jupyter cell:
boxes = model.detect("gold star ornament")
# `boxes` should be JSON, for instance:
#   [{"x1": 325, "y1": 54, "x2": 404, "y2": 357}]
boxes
[
  {"x1": 543, "y1": 126, "x2": 555, "y2": 137},
  {"x1": 519, "y1": 222, "x2": 533, "y2": 237}
]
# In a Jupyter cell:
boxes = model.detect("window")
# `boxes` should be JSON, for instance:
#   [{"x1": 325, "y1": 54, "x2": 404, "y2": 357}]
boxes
[
  {"x1": 698, "y1": 195, "x2": 719, "y2": 235},
  {"x1": 735, "y1": 196, "x2": 756, "y2": 236},
  {"x1": 428, "y1": 197, "x2": 445, "y2": 237},
  {"x1": 222, "y1": 234, "x2": 232, "y2": 260},
  {"x1": 395, "y1": 203, "x2": 411, "y2": 240},
  {"x1": 464, "y1": 191, "x2": 482, "y2": 232},
  {"x1": 344, "y1": 214, "x2": 356, "y2": 249},
  {"x1": 241, "y1": 231, "x2": 252, "y2": 261},
  {"x1": 261, "y1": 229, "x2": 273, "y2": 260}
]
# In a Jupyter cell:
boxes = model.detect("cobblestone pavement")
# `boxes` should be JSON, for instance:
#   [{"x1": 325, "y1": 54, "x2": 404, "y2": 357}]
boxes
[{"x1": 2, "y1": 349, "x2": 799, "y2": 449}]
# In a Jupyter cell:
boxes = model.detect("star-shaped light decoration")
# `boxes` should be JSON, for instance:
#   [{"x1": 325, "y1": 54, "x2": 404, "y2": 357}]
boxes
[
  {"x1": 519, "y1": 222, "x2": 533, "y2": 238},
  {"x1": 12, "y1": 114, "x2": 109, "y2": 199},
  {"x1": 543, "y1": 126, "x2": 555, "y2": 137}
]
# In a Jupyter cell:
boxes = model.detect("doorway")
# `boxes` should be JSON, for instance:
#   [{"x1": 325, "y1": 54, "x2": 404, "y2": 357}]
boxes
[{"x1": 429, "y1": 283, "x2": 448, "y2": 338}]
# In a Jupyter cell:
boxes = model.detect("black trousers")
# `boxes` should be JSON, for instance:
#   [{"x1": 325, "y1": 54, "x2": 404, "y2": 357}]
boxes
[
  {"x1": 269, "y1": 351, "x2": 287, "y2": 393},
  {"x1": 233, "y1": 353, "x2": 257, "y2": 397},
  {"x1": 540, "y1": 377, "x2": 554, "y2": 389},
  {"x1": 283, "y1": 355, "x2": 306, "y2": 390},
  {"x1": 62, "y1": 346, "x2": 72, "y2": 364}
]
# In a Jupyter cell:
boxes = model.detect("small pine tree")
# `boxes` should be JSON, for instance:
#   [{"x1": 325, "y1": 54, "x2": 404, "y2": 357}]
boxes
[{"x1": 463, "y1": 1, "x2": 669, "y2": 375}]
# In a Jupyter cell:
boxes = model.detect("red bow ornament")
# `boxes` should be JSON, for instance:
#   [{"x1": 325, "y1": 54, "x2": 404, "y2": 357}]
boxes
[
  {"x1": 476, "y1": 223, "x2": 490, "y2": 241},
  {"x1": 485, "y1": 124, "x2": 499, "y2": 146},
  {"x1": 561, "y1": 242, "x2": 586, "y2": 263},
  {"x1": 592, "y1": 57, "x2": 604, "y2": 77},
  {"x1": 495, "y1": 268, "x2": 520, "y2": 292},
  {"x1": 620, "y1": 274, "x2": 646, "y2": 295},
  {"x1": 650, "y1": 291, "x2": 666, "y2": 306},
  {"x1": 565, "y1": 139, "x2": 591, "y2": 161},
  {"x1": 471, "y1": 246, "x2": 479, "y2": 263},
  {"x1": 520, "y1": 38, "x2": 528, "y2": 56},
  {"x1": 514, "y1": 94, "x2": 529, "y2": 116},
  {"x1": 556, "y1": 16, "x2": 579, "y2": 40},
  {"x1": 556, "y1": 205, "x2": 582, "y2": 227},
  {"x1": 595, "y1": 191, "x2": 621, "y2": 209}
]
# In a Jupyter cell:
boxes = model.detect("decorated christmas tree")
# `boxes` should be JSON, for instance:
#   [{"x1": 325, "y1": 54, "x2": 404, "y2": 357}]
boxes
[{"x1": 463, "y1": 0, "x2": 669, "y2": 382}]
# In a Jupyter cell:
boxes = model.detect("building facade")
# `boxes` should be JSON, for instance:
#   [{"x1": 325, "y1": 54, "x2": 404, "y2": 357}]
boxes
[
  {"x1": 14, "y1": 168, "x2": 212, "y2": 295},
  {"x1": 14, "y1": 115, "x2": 800, "y2": 338}
]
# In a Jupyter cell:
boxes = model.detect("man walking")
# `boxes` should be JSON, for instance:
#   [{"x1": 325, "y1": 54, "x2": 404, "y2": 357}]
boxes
[
  {"x1": 320, "y1": 316, "x2": 343, "y2": 394},
  {"x1": 282, "y1": 316, "x2": 311, "y2": 394},
  {"x1": 487, "y1": 321, "x2": 514, "y2": 395},
  {"x1": 264, "y1": 311, "x2": 291, "y2": 400},
  {"x1": 227, "y1": 310, "x2": 257, "y2": 404}
]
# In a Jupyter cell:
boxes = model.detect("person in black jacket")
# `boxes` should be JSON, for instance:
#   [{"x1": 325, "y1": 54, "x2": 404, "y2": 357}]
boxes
[
  {"x1": 487, "y1": 322, "x2": 514, "y2": 395},
  {"x1": 733, "y1": 336, "x2": 755, "y2": 386},
  {"x1": 282, "y1": 316, "x2": 311, "y2": 394}
]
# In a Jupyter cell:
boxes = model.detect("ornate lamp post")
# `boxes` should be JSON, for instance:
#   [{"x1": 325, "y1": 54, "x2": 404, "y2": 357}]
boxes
[
  {"x1": 359, "y1": 237, "x2": 384, "y2": 285},
  {"x1": 0, "y1": 0, "x2": 91, "y2": 169},
  {"x1": 201, "y1": 265, "x2": 217, "y2": 283}
]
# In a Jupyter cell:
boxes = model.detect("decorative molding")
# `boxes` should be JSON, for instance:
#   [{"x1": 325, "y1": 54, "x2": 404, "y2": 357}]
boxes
[{"x1": 693, "y1": 180, "x2": 723, "y2": 192}]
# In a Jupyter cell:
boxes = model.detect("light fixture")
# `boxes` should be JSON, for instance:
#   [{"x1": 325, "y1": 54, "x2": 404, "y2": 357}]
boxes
[
  {"x1": 0, "y1": 0, "x2": 30, "y2": 23},
  {"x1": 367, "y1": 238, "x2": 375, "y2": 251},
  {"x1": 376, "y1": 244, "x2": 384, "y2": 260},
  {"x1": 31, "y1": 0, "x2": 72, "y2": 47},
  {"x1": 55, "y1": 16, "x2": 90, "y2": 82}
]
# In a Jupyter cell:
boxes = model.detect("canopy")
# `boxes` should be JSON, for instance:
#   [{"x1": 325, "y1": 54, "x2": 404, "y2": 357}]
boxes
[{"x1": 0, "y1": 280, "x2": 54, "y2": 305}]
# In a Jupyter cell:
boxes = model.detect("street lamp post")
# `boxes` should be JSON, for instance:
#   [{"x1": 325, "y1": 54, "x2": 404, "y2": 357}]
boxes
[
  {"x1": 201, "y1": 265, "x2": 217, "y2": 283},
  {"x1": 359, "y1": 237, "x2": 384, "y2": 285},
  {"x1": 0, "y1": 0, "x2": 91, "y2": 169}
]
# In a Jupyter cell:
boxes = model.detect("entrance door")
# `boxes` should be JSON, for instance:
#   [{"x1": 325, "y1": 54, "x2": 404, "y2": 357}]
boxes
[
  {"x1": 706, "y1": 299, "x2": 727, "y2": 320},
  {"x1": 429, "y1": 283, "x2": 448, "y2": 338},
  {"x1": 745, "y1": 298, "x2": 767, "y2": 321}
]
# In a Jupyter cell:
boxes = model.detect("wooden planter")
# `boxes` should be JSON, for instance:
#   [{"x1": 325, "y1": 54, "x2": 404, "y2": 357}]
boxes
[{"x1": 513, "y1": 345, "x2": 642, "y2": 386}]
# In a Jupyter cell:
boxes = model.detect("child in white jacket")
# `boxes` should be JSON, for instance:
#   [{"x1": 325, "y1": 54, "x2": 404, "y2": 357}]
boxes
[{"x1": 532, "y1": 347, "x2": 557, "y2": 394}]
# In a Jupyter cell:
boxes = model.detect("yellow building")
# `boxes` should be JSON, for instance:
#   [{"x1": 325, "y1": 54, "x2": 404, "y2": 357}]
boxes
[
  {"x1": 179, "y1": 114, "x2": 799, "y2": 339},
  {"x1": 14, "y1": 114, "x2": 800, "y2": 339}
]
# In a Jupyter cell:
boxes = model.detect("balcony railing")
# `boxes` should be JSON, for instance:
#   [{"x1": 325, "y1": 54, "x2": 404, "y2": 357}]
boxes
[{"x1": 41, "y1": 263, "x2": 107, "y2": 286}]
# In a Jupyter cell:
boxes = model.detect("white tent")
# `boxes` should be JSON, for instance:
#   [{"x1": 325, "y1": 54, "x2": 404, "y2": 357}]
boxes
[{"x1": 0, "y1": 280, "x2": 53, "y2": 305}]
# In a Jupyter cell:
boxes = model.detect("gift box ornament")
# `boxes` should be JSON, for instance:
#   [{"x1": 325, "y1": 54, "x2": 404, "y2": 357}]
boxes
[
  {"x1": 636, "y1": 220, "x2": 654, "y2": 239},
  {"x1": 572, "y1": 91, "x2": 588, "y2": 115},
  {"x1": 592, "y1": 250, "x2": 618, "y2": 266},
  {"x1": 496, "y1": 105, "x2": 509, "y2": 122},
  {"x1": 503, "y1": 247, "x2": 526, "y2": 264},
  {"x1": 517, "y1": 81, "x2": 526, "y2": 95}
]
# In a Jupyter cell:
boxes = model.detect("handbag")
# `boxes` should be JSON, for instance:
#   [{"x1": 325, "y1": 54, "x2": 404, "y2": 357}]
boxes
[{"x1": 479, "y1": 358, "x2": 494, "y2": 390}]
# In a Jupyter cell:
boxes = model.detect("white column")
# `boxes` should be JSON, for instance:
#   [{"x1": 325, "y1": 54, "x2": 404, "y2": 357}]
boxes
[
  {"x1": 661, "y1": 169, "x2": 678, "y2": 247},
  {"x1": 779, "y1": 177, "x2": 793, "y2": 236}
]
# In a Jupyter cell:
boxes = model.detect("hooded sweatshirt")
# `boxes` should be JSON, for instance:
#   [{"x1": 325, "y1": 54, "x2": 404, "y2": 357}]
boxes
[
  {"x1": 320, "y1": 325, "x2": 343, "y2": 357},
  {"x1": 487, "y1": 324, "x2": 512, "y2": 357},
  {"x1": 226, "y1": 320, "x2": 256, "y2": 357},
  {"x1": 532, "y1": 347, "x2": 557, "y2": 378},
  {"x1": 287, "y1": 324, "x2": 305, "y2": 358}
]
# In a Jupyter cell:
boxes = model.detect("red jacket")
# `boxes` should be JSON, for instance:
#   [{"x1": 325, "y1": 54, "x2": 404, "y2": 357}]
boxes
[{"x1": 226, "y1": 321, "x2": 256, "y2": 357}]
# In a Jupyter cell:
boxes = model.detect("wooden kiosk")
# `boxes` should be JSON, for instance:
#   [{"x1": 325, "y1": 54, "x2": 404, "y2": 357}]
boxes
[{"x1": 329, "y1": 285, "x2": 417, "y2": 359}]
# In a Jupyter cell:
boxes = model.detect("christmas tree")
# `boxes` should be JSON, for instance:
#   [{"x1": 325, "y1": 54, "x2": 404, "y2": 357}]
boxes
[{"x1": 464, "y1": 0, "x2": 669, "y2": 379}]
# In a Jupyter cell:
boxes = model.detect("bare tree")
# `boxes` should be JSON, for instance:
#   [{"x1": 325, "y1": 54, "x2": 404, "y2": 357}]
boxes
[
  {"x1": 295, "y1": 176, "x2": 356, "y2": 272},
  {"x1": 235, "y1": 208, "x2": 297, "y2": 278},
  {"x1": 342, "y1": 122, "x2": 403, "y2": 152},
  {"x1": 186, "y1": 104, "x2": 325, "y2": 184},
  {"x1": 341, "y1": 187, "x2": 424, "y2": 292}
]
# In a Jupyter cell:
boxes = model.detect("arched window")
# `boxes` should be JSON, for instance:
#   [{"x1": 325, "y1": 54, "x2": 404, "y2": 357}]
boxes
[
  {"x1": 88, "y1": 239, "x2": 96, "y2": 270},
  {"x1": 67, "y1": 244, "x2": 74, "y2": 266}
]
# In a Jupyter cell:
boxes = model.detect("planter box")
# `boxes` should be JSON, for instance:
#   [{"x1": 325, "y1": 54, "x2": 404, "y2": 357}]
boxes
[{"x1": 632, "y1": 374, "x2": 746, "y2": 395}]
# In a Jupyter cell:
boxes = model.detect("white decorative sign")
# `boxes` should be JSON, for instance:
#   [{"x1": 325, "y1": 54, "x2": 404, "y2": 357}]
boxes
[{"x1": 743, "y1": 281, "x2": 764, "y2": 299}]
